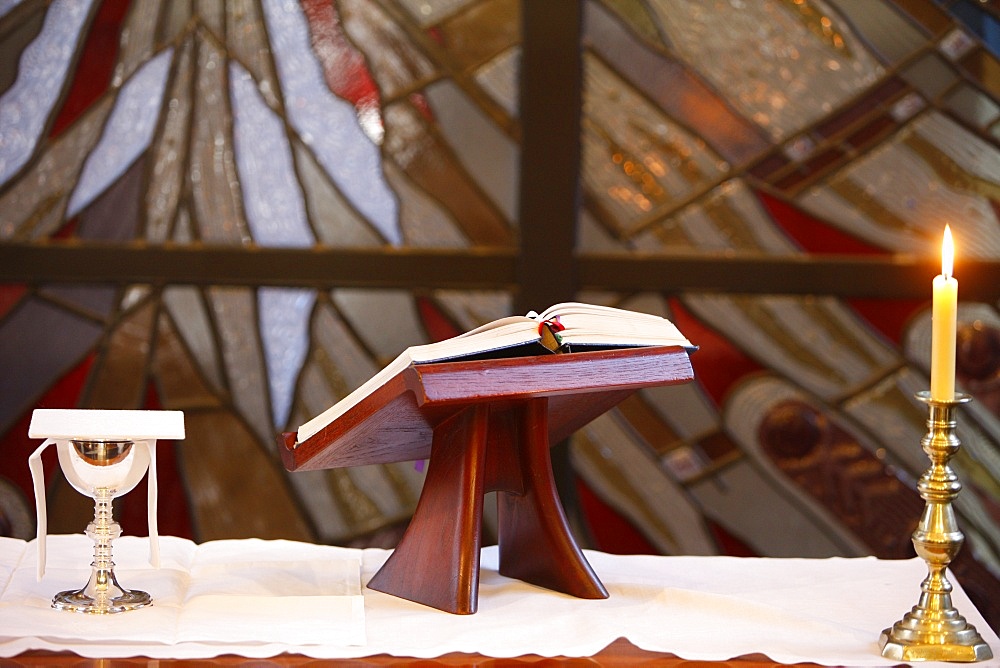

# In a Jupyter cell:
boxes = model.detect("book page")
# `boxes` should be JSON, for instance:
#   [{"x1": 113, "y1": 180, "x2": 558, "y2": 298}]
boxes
[
  {"x1": 296, "y1": 318, "x2": 542, "y2": 442},
  {"x1": 541, "y1": 302, "x2": 693, "y2": 350},
  {"x1": 295, "y1": 303, "x2": 692, "y2": 442}
]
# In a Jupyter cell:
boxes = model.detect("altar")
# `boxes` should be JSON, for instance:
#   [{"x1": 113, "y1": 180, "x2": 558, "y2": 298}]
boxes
[{"x1": 1, "y1": 534, "x2": 996, "y2": 665}]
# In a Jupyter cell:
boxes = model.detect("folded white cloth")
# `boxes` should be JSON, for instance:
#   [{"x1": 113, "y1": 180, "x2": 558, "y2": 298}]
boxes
[
  {"x1": 1, "y1": 535, "x2": 996, "y2": 665},
  {"x1": 0, "y1": 535, "x2": 365, "y2": 654}
]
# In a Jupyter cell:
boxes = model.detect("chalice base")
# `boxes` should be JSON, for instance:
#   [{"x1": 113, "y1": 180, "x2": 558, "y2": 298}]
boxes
[
  {"x1": 52, "y1": 569, "x2": 151, "y2": 614},
  {"x1": 880, "y1": 608, "x2": 992, "y2": 662}
]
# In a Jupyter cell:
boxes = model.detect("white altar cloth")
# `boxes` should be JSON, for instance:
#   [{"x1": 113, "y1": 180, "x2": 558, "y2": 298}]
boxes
[{"x1": 0, "y1": 534, "x2": 997, "y2": 665}]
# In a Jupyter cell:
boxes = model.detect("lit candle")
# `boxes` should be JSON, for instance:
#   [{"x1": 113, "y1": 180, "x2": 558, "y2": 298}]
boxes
[{"x1": 930, "y1": 225, "x2": 958, "y2": 401}]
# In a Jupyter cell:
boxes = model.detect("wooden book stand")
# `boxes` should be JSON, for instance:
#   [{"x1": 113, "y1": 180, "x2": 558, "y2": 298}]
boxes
[{"x1": 281, "y1": 345, "x2": 694, "y2": 614}]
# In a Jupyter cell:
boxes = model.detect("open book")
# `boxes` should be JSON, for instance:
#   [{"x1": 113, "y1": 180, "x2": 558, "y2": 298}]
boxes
[{"x1": 293, "y1": 302, "x2": 694, "y2": 445}]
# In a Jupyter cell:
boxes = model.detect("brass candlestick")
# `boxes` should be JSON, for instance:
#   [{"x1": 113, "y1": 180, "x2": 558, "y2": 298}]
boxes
[{"x1": 879, "y1": 391, "x2": 992, "y2": 662}]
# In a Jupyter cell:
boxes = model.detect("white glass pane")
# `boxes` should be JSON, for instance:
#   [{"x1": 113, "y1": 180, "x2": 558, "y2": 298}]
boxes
[
  {"x1": 259, "y1": 287, "x2": 316, "y2": 429},
  {"x1": 475, "y1": 47, "x2": 519, "y2": 118},
  {"x1": 332, "y1": 289, "x2": 425, "y2": 360},
  {"x1": 292, "y1": 139, "x2": 382, "y2": 247},
  {"x1": 0, "y1": 0, "x2": 23, "y2": 18},
  {"x1": 163, "y1": 286, "x2": 225, "y2": 392},
  {"x1": 0, "y1": 0, "x2": 94, "y2": 186},
  {"x1": 262, "y1": 0, "x2": 400, "y2": 244},
  {"x1": 230, "y1": 61, "x2": 313, "y2": 248},
  {"x1": 424, "y1": 79, "x2": 519, "y2": 223},
  {"x1": 66, "y1": 47, "x2": 173, "y2": 217}
]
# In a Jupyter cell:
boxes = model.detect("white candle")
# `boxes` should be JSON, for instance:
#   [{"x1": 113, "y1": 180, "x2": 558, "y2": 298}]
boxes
[{"x1": 931, "y1": 225, "x2": 958, "y2": 401}]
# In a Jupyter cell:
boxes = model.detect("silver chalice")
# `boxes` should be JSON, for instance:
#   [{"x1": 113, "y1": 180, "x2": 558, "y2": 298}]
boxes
[{"x1": 28, "y1": 409, "x2": 185, "y2": 614}]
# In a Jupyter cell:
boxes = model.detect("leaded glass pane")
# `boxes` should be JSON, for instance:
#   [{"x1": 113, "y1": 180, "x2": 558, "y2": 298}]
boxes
[
  {"x1": 207, "y1": 287, "x2": 272, "y2": 444},
  {"x1": 584, "y1": 1, "x2": 768, "y2": 166},
  {"x1": 828, "y1": 0, "x2": 928, "y2": 64},
  {"x1": 901, "y1": 52, "x2": 961, "y2": 100},
  {"x1": 0, "y1": 0, "x2": 25, "y2": 19},
  {"x1": 0, "y1": 0, "x2": 94, "y2": 186},
  {"x1": 229, "y1": 61, "x2": 313, "y2": 248},
  {"x1": 178, "y1": 408, "x2": 313, "y2": 541},
  {"x1": 0, "y1": 96, "x2": 112, "y2": 239},
  {"x1": 396, "y1": 0, "x2": 477, "y2": 27},
  {"x1": 76, "y1": 156, "x2": 144, "y2": 241},
  {"x1": 0, "y1": 299, "x2": 102, "y2": 433},
  {"x1": 292, "y1": 140, "x2": 382, "y2": 247},
  {"x1": 338, "y1": 0, "x2": 436, "y2": 100},
  {"x1": 191, "y1": 38, "x2": 249, "y2": 244},
  {"x1": 383, "y1": 99, "x2": 513, "y2": 244},
  {"x1": 38, "y1": 284, "x2": 116, "y2": 319},
  {"x1": 225, "y1": 1, "x2": 280, "y2": 108},
  {"x1": 259, "y1": 287, "x2": 316, "y2": 428},
  {"x1": 385, "y1": 160, "x2": 470, "y2": 247},
  {"x1": 436, "y1": 0, "x2": 520, "y2": 71},
  {"x1": 0, "y1": 5, "x2": 44, "y2": 97},
  {"x1": 113, "y1": 0, "x2": 160, "y2": 86},
  {"x1": 797, "y1": 111, "x2": 1000, "y2": 256},
  {"x1": 263, "y1": 0, "x2": 400, "y2": 243},
  {"x1": 645, "y1": 0, "x2": 884, "y2": 141},
  {"x1": 145, "y1": 38, "x2": 192, "y2": 243},
  {"x1": 582, "y1": 54, "x2": 728, "y2": 236},
  {"x1": 162, "y1": 286, "x2": 225, "y2": 392},
  {"x1": 66, "y1": 48, "x2": 172, "y2": 217},
  {"x1": 944, "y1": 82, "x2": 1000, "y2": 128},
  {"x1": 83, "y1": 298, "x2": 154, "y2": 409},
  {"x1": 331, "y1": 289, "x2": 425, "y2": 363},
  {"x1": 424, "y1": 80, "x2": 519, "y2": 222},
  {"x1": 474, "y1": 46, "x2": 519, "y2": 118},
  {"x1": 572, "y1": 412, "x2": 716, "y2": 554}
]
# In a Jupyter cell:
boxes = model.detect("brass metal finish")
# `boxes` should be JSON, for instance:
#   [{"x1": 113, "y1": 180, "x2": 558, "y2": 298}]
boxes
[
  {"x1": 51, "y1": 440, "x2": 152, "y2": 614},
  {"x1": 879, "y1": 391, "x2": 992, "y2": 662}
]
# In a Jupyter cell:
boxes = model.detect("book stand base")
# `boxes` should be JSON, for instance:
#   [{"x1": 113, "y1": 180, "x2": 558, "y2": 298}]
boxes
[
  {"x1": 367, "y1": 397, "x2": 607, "y2": 614},
  {"x1": 283, "y1": 346, "x2": 695, "y2": 615}
]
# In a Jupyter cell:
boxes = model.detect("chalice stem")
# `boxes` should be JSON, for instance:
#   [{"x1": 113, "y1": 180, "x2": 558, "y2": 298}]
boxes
[
  {"x1": 51, "y1": 486, "x2": 152, "y2": 614},
  {"x1": 88, "y1": 487, "x2": 120, "y2": 598}
]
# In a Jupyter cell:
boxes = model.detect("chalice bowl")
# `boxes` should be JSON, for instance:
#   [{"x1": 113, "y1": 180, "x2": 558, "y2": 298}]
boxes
[{"x1": 28, "y1": 409, "x2": 185, "y2": 614}]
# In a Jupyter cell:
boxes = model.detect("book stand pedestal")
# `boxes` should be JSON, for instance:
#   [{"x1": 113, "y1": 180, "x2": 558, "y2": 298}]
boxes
[
  {"x1": 367, "y1": 396, "x2": 606, "y2": 614},
  {"x1": 282, "y1": 346, "x2": 694, "y2": 614}
]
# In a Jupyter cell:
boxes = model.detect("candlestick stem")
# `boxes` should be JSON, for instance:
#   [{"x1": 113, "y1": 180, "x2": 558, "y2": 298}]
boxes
[{"x1": 879, "y1": 391, "x2": 991, "y2": 661}]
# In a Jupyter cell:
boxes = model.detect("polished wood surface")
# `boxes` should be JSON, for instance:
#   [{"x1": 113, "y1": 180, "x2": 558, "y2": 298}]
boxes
[
  {"x1": 281, "y1": 346, "x2": 695, "y2": 470},
  {"x1": 7, "y1": 638, "x2": 822, "y2": 666},
  {"x1": 282, "y1": 346, "x2": 694, "y2": 614}
]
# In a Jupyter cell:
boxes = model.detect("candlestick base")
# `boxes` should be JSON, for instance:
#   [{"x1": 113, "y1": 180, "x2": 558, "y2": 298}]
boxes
[
  {"x1": 878, "y1": 391, "x2": 991, "y2": 662},
  {"x1": 879, "y1": 613, "x2": 992, "y2": 662}
]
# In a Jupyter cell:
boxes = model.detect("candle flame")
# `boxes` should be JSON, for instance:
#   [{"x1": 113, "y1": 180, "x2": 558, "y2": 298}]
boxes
[{"x1": 942, "y1": 225, "x2": 954, "y2": 279}]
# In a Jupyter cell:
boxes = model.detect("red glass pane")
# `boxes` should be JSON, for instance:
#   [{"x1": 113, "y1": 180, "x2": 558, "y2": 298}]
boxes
[{"x1": 49, "y1": 0, "x2": 131, "y2": 138}]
